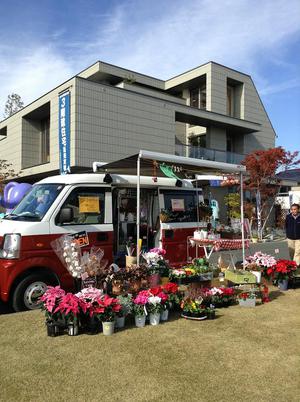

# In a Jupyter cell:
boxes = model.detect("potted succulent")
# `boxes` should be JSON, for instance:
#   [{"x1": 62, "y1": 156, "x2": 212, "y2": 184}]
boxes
[
  {"x1": 238, "y1": 291, "x2": 256, "y2": 307},
  {"x1": 115, "y1": 294, "x2": 133, "y2": 329},
  {"x1": 273, "y1": 259, "x2": 297, "y2": 291},
  {"x1": 133, "y1": 291, "x2": 149, "y2": 328},
  {"x1": 39, "y1": 286, "x2": 66, "y2": 336},
  {"x1": 95, "y1": 295, "x2": 121, "y2": 335}
]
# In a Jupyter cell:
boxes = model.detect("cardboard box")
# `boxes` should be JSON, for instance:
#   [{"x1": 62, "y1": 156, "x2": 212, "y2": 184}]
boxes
[{"x1": 225, "y1": 270, "x2": 257, "y2": 284}]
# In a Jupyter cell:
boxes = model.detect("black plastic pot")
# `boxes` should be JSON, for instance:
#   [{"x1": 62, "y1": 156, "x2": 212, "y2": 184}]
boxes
[
  {"x1": 46, "y1": 321, "x2": 60, "y2": 337},
  {"x1": 86, "y1": 316, "x2": 101, "y2": 335},
  {"x1": 207, "y1": 311, "x2": 216, "y2": 319}
]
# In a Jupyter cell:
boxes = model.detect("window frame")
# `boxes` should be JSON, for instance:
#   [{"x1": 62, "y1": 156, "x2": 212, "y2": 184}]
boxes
[{"x1": 54, "y1": 185, "x2": 111, "y2": 226}]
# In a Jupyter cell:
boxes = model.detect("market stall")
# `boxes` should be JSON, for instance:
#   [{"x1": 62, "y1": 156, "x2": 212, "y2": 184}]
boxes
[{"x1": 99, "y1": 150, "x2": 247, "y2": 265}]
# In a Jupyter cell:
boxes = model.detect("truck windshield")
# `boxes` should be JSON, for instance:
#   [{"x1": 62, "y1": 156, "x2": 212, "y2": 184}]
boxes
[{"x1": 5, "y1": 184, "x2": 64, "y2": 221}]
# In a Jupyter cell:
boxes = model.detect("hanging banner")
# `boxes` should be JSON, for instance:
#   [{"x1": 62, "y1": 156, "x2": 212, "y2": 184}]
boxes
[{"x1": 59, "y1": 91, "x2": 71, "y2": 174}]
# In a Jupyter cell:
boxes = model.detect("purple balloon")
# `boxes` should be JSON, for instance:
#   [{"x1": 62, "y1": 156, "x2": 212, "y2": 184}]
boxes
[{"x1": 2, "y1": 182, "x2": 32, "y2": 211}]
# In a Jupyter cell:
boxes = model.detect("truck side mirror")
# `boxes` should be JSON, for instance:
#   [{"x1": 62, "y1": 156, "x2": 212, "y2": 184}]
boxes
[{"x1": 58, "y1": 207, "x2": 74, "y2": 224}]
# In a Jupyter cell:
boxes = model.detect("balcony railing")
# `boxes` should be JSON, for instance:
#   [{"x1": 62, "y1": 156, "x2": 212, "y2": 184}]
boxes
[{"x1": 175, "y1": 144, "x2": 245, "y2": 164}]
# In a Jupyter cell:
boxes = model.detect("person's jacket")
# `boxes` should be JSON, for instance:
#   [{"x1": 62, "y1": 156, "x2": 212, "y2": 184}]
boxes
[{"x1": 285, "y1": 213, "x2": 300, "y2": 240}]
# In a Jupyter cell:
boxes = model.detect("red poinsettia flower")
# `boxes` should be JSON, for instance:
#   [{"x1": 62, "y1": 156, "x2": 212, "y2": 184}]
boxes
[{"x1": 54, "y1": 293, "x2": 81, "y2": 317}]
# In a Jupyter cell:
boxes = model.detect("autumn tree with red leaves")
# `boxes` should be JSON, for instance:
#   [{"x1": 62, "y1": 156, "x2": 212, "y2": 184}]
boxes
[{"x1": 242, "y1": 147, "x2": 300, "y2": 240}]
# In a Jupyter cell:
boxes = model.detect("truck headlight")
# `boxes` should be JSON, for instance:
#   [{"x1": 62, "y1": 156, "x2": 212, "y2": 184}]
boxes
[{"x1": 0, "y1": 234, "x2": 21, "y2": 259}]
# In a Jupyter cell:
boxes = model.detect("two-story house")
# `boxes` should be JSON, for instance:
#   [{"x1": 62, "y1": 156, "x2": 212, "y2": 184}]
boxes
[{"x1": 0, "y1": 60, "x2": 276, "y2": 183}]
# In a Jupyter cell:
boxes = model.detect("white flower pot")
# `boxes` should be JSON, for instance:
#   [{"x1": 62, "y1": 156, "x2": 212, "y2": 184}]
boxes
[
  {"x1": 251, "y1": 271, "x2": 261, "y2": 283},
  {"x1": 278, "y1": 279, "x2": 288, "y2": 291},
  {"x1": 149, "y1": 312, "x2": 160, "y2": 326},
  {"x1": 135, "y1": 315, "x2": 146, "y2": 328},
  {"x1": 67, "y1": 323, "x2": 79, "y2": 336},
  {"x1": 102, "y1": 321, "x2": 115, "y2": 336},
  {"x1": 116, "y1": 316, "x2": 125, "y2": 329},
  {"x1": 160, "y1": 309, "x2": 169, "y2": 321},
  {"x1": 238, "y1": 298, "x2": 256, "y2": 307}
]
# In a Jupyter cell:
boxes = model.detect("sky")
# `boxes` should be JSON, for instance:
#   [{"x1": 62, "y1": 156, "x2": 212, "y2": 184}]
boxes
[{"x1": 0, "y1": 0, "x2": 299, "y2": 153}]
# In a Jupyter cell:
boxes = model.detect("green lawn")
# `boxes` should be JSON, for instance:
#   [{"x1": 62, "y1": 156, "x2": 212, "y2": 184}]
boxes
[{"x1": 1, "y1": 288, "x2": 300, "y2": 402}]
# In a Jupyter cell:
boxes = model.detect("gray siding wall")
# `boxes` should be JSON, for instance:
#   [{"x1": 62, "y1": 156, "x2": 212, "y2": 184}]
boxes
[
  {"x1": 75, "y1": 78, "x2": 176, "y2": 166},
  {"x1": 211, "y1": 63, "x2": 275, "y2": 153},
  {"x1": 0, "y1": 78, "x2": 77, "y2": 178}
]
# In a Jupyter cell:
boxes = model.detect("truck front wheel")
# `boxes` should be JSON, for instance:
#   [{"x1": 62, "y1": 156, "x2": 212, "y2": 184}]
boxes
[{"x1": 12, "y1": 273, "x2": 58, "y2": 312}]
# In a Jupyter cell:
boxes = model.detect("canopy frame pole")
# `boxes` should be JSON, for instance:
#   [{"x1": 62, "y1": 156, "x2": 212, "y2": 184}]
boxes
[
  {"x1": 136, "y1": 155, "x2": 141, "y2": 266},
  {"x1": 240, "y1": 171, "x2": 245, "y2": 264},
  {"x1": 196, "y1": 179, "x2": 200, "y2": 231}
]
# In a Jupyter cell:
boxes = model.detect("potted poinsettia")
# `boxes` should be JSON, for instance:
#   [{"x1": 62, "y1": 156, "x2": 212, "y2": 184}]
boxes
[
  {"x1": 133, "y1": 291, "x2": 149, "y2": 328},
  {"x1": 75, "y1": 287, "x2": 103, "y2": 334},
  {"x1": 244, "y1": 252, "x2": 277, "y2": 283},
  {"x1": 273, "y1": 259, "x2": 297, "y2": 291},
  {"x1": 115, "y1": 294, "x2": 133, "y2": 329},
  {"x1": 54, "y1": 292, "x2": 85, "y2": 336},
  {"x1": 94, "y1": 295, "x2": 121, "y2": 335},
  {"x1": 39, "y1": 286, "x2": 66, "y2": 336}
]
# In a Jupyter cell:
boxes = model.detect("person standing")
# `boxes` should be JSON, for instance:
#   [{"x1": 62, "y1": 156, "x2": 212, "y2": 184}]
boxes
[{"x1": 285, "y1": 203, "x2": 300, "y2": 265}]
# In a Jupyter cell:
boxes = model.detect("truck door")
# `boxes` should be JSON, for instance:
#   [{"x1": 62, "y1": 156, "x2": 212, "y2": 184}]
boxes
[{"x1": 50, "y1": 185, "x2": 113, "y2": 264}]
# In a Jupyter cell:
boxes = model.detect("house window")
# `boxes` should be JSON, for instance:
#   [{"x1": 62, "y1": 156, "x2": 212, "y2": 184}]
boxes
[
  {"x1": 190, "y1": 88, "x2": 199, "y2": 108},
  {"x1": 41, "y1": 118, "x2": 50, "y2": 163},
  {"x1": 227, "y1": 86, "x2": 234, "y2": 116},
  {"x1": 189, "y1": 134, "x2": 206, "y2": 148},
  {"x1": 200, "y1": 84, "x2": 206, "y2": 109},
  {"x1": 190, "y1": 84, "x2": 206, "y2": 110}
]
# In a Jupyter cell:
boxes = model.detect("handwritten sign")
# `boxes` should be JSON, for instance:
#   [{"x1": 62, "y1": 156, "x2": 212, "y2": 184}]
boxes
[
  {"x1": 171, "y1": 199, "x2": 185, "y2": 211},
  {"x1": 79, "y1": 196, "x2": 100, "y2": 213}
]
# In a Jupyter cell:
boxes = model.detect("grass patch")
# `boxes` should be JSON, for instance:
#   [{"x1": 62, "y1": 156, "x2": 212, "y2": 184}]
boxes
[{"x1": 1, "y1": 288, "x2": 300, "y2": 402}]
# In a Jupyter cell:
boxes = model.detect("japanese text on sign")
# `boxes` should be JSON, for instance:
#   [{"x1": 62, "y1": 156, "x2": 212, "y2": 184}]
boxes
[{"x1": 59, "y1": 91, "x2": 71, "y2": 174}]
